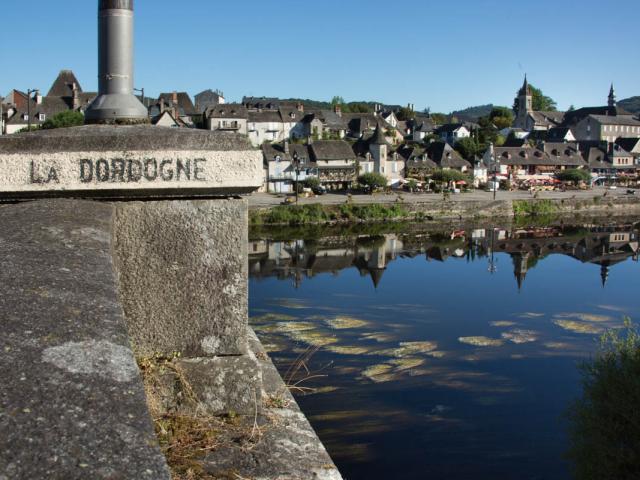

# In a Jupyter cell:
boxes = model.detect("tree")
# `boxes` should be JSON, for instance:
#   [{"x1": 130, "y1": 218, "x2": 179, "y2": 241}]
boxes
[
  {"x1": 396, "y1": 107, "x2": 414, "y2": 121},
  {"x1": 304, "y1": 177, "x2": 320, "y2": 189},
  {"x1": 557, "y1": 169, "x2": 591, "y2": 185},
  {"x1": 331, "y1": 96, "x2": 345, "y2": 106},
  {"x1": 530, "y1": 85, "x2": 557, "y2": 111},
  {"x1": 489, "y1": 107, "x2": 514, "y2": 130},
  {"x1": 42, "y1": 111, "x2": 84, "y2": 129},
  {"x1": 430, "y1": 113, "x2": 448, "y2": 125},
  {"x1": 431, "y1": 168, "x2": 468, "y2": 187},
  {"x1": 455, "y1": 137, "x2": 483, "y2": 160},
  {"x1": 358, "y1": 172, "x2": 388, "y2": 190},
  {"x1": 566, "y1": 319, "x2": 640, "y2": 480},
  {"x1": 513, "y1": 84, "x2": 558, "y2": 113}
]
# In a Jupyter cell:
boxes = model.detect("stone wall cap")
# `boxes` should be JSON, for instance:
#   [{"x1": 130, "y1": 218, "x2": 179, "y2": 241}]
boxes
[{"x1": 0, "y1": 125, "x2": 256, "y2": 154}]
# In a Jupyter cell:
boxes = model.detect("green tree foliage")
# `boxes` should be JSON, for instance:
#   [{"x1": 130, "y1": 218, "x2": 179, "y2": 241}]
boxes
[
  {"x1": 530, "y1": 85, "x2": 557, "y2": 111},
  {"x1": 489, "y1": 107, "x2": 514, "y2": 130},
  {"x1": 566, "y1": 318, "x2": 640, "y2": 479},
  {"x1": 331, "y1": 96, "x2": 345, "y2": 107},
  {"x1": 557, "y1": 168, "x2": 591, "y2": 184},
  {"x1": 430, "y1": 113, "x2": 448, "y2": 125},
  {"x1": 42, "y1": 111, "x2": 84, "y2": 129},
  {"x1": 358, "y1": 172, "x2": 388, "y2": 189},
  {"x1": 455, "y1": 136, "x2": 483, "y2": 160},
  {"x1": 396, "y1": 107, "x2": 414, "y2": 121},
  {"x1": 304, "y1": 177, "x2": 320, "y2": 189},
  {"x1": 431, "y1": 168, "x2": 468, "y2": 184}
]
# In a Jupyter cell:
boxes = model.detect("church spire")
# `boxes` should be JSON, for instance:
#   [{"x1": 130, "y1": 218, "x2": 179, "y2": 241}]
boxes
[{"x1": 608, "y1": 83, "x2": 617, "y2": 108}]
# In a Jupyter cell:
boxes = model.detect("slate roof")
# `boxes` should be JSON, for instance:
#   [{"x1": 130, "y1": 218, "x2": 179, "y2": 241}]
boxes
[
  {"x1": 206, "y1": 103, "x2": 248, "y2": 119},
  {"x1": 47, "y1": 70, "x2": 83, "y2": 97},
  {"x1": 541, "y1": 142, "x2": 587, "y2": 166},
  {"x1": 588, "y1": 114, "x2": 640, "y2": 127},
  {"x1": 309, "y1": 140, "x2": 357, "y2": 162},
  {"x1": 248, "y1": 110, "x2": 283, "y2": 123},
  {"x1": 426, "y1": 142, "x2": 471, "y2": 169},
  {"x1": 261, "y1": 142, "x2": 310, "y2": 164},
  {"x1": 530, "y1": 111, "x2": 565, "y2": 128},
  {"x1": 563, "y1": 106, "x2": 633, "y2": 126},
  {"x1": 317, "y1": 110, "x2": 348, "y2": 130},
  {"x1": 158, "y1": 92, "x2": 197, "y2": 116},
  {"x1": 546, "y1": 127, "x2": 574, "y2": 142},
  {"x1": 436, "y1": 123, "x2": 466, "y2": 134},
  {"x1": 615, "y1": 137, "x2": 640, "y2": 153},
  {"x1": 370, "y1": 124, "x2": 387, "y2": 145},
  {"x1": 494, "y1": 145, "x2": 585, "y2": 167}
]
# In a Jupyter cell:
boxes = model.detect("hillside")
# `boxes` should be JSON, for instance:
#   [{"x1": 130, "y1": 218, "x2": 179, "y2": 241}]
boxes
[
  {"x1": 450, "y1": 104, "x2": 494, "y2": 121},
  {"x1": 619, "y1": 97, "x2": 640, "y2": 115}
]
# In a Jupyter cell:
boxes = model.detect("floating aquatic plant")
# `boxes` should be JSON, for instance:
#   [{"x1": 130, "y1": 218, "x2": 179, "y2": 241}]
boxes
[
  {"x1": 553, "y1": 320, "x2": 603, "y2": 335},
  {"x1": 501, "y1": 329, "x2": 538, "y2": 344},
  {"x1": 326, "y1": 316, "x2": 369, "y2": 330},
  {"x1": 458, "y1": 336, "x2": 504, "y2": 347}
]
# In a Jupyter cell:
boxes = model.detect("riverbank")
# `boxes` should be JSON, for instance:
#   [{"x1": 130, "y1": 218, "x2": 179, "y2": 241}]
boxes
[{"x1": 249, "y1": 190, "x2": 640, "y2": 226}]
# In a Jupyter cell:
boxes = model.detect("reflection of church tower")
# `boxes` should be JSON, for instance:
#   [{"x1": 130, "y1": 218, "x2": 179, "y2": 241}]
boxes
[
  {"x1": 514, "y1": 75, "x2": 533, "y2": 129},
  {"x1": 600, "y1": 263, "x2": 609, "y2": 288},
  {"x1": 608, "y1": 84, "x2": 617, "y2": 108},
  {"x1": 368, "y1": 244, "x2": 387, "y2": 288},
  {"x1": 512, "y1": 252, "x2": 530, "y2": 291}
]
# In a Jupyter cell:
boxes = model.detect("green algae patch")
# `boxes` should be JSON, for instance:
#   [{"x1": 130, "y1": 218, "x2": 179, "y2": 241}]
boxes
[
  {"x1": 490, "y1": 321, "x2": 517, "y2": 327},
  {"x1": 544, "y1": 341, "x2": 573, "y2": 349},
  {"x1": 305, "y1": 386, "x2": 340, "y2": 396},
  {"x1": 458, "y1": 336, "x2": 504, "y2": 347},
  {"x1": 250, "y1": 312, "x2": 297, "y2": 323},
  {"x1": 553, "y1": 320, "x2": 603, "y2": 335},
  {"x1": 287, "y1": 329, "x2": 339, "y2": 347},
  {"x1": 555, "y1": 312, "x2": 613, "y2": 323},
  {"x1": 361, "y1": 364, "x2": 395, "y2": 383},
  {"x1": 325, "y1": 345, "x2": 371, "y2": 355},
  {"x1": 501, "y1": 329, "x2": 539, "y2": 344},
  {"x1": 325, "y1": 316, "x2": 370, "y2": 330},
  {"x1": 360, "y1": 332, "x2": 396, "y2": 343},
  {"x1": 269, "y1": 299, "x2": 311, "y2": 310},
  {"x1": 518, "y1": 312, "x2": 545, "y2": 319},
  {"x1": 389, "y1": 358, "x2": 425, "y2": 371}
]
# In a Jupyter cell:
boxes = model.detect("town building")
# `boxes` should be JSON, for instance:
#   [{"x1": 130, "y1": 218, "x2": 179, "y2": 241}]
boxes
[
  {"x1": 194, "y1": 89, "x2": 225, "y2": 114},
  {"x1": 513, "y1": 76, "x2": 565, "y2": 131},
  {"x1": 205, "y1": 103, "x2": 248, "y2": 134},
  {"x1": 2, "y1": 70, "x2": 96, "y2": 134},
  {"x1": 436, "y1": 123, "x2": 470, "y2": 145},
  {"x1": 308, "y1": 140, "x2": 358, "y2": 190}
]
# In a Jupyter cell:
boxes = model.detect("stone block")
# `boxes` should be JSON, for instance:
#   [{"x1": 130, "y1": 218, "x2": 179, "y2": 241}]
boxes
[
  {"x1": 0, "y1": 125, "x2": 263, "y2": 200},
  {"x1": 114, "y1": 199, "x2": 249, "y2": 357},
  {"x1": 175, "y1": 355, "x2": 263, "y2": 416},
  {"x1": 0, "y1": 199, "x2": 170, "y2": 480}
]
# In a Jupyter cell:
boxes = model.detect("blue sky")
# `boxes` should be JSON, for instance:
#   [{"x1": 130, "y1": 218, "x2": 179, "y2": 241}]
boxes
[{"x1": 1, "y1": 0, "x2": 638, "y2": 112}]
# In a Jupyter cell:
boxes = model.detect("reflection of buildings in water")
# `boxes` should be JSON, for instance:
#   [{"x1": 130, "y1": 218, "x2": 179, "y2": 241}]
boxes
[
  {"x1": 249, "y1": 224, "x2": 640, "y2": 289},
  {"x1": 248, "y1": 234, "x2": 403, "y2": 288}
]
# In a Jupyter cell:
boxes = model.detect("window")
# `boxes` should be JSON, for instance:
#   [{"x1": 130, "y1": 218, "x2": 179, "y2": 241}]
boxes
[
  {"x1": 23, "y1": 114, "x2": 29, "y2": 121},
  {"x1": 38, "y1": 113, "x2": 46, "y2": 121},
  {"x1": 392, "y1": 162, "x2": 398, "y2": 173}
]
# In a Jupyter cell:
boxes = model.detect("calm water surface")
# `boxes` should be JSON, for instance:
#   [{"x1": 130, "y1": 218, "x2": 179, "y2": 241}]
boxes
[{"x1": 248, "y1": 220, "x2": 640, "y2": 480}]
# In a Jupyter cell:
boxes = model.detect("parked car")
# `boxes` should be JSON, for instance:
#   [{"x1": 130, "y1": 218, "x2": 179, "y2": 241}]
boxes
[{"x1": 312, "y1": 185, "x2": 327, "y2": 195}]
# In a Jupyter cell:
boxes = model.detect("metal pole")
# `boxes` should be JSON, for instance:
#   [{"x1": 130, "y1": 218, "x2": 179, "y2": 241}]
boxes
[
  {"x1": 85, "y1": 0, "x2": 147, "y2": 123},
  {"x1": 27, "y1": 90, "x2": 32, "y2": 131}
]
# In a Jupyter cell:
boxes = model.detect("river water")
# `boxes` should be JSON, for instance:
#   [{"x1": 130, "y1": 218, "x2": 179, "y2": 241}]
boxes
[{"x1": 248, "y1": 219, "x2": 640, "y2": 480}]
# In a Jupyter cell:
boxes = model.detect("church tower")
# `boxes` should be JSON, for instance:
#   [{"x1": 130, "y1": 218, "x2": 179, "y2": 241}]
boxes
[
  {"x1": 608, "y1": 84, "x2": 617, "y2": 108},
  {"x1": 369, "y1": 124, "x2": 388, "y2": 175},
  {"x1": 514, "y1": 75, "x2": 533, "y2": 129}
]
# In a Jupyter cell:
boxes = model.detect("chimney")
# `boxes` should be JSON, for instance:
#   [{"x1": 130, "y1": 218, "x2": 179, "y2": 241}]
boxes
[
  {"x1": 297, "y1": 102, "x2": 304, "y2": 113},
  {"x1": 85, "y1": 0, "x2": 148, "y2": 124},
  {"x1": 72, "y1": 83, "x2": 80, "y2": 110},
  {"x1": 334, "y1": 104, "x2": 342, "y2": 117},
  {"x1": 172, "y1": 91, "x2": 178, "y2": 107},
  {"x1": 284, "y1": 139, "x2": 290, "y2": 155},
  {"x1": 35, "y1": 90, "x2": 42, "y2": 105},
  {"x1": 159, "y1": 97, "x2": 166, "y2": 114}
]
